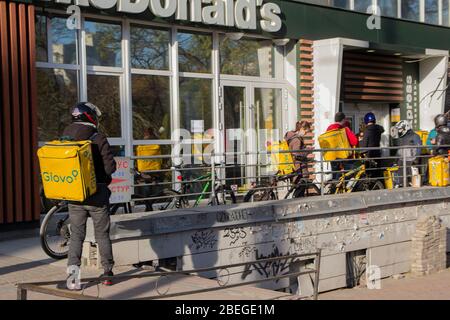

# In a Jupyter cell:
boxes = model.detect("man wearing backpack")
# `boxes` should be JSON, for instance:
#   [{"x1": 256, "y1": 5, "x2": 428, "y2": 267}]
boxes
[
  {"x1": 62, "y1": 102, "x2": 117, "y2": 289},
  {"x1": 326, "y1": 112, "x2": 358, "y2": 180}
]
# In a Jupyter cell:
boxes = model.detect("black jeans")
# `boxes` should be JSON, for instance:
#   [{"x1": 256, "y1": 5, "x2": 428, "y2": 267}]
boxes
[
  {"x1": 67, "y1": 185, "x2": 114, "y2": 273},
  {"x1": 331, "y1": 160, "x2": 354, "y2": 181}
]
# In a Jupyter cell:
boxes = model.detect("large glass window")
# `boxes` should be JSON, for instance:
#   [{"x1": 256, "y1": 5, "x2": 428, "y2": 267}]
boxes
[
  {"x1": 178, "y1": 32, "x2": 212, "y2": 73},
  {"x1": 85, "y1": 20, "x2": 122, "y2": 67},
  {"x1": 130, "y1": 25, "x2": 170, "y2": 70},
  {"x1": 378, "y1": 0, "x2": 398, "y2": 17},
  {"x1": 132, "y1": 75, "x2": 171, "y2": 140},
  {"x1": 444, "y1": 0, "x2": 450, "y2": 26},
  {"x1": 332, "y1": 0, "x2": 350, "y2": 9},
  {"x1": 220, "y1": 38, "x2": 276, "y2": 77},
  {"x1": 354, "y1": 0, "x2": 373, "y2": 13},
  {"x1": 36, "y1": 15, "x2": 47, "y2": 62},
  {"x1": 37, "y1": 69, "x2": 78, "y2": 141},
  {"x1": 179, "y1": 78, "x2": 212, "y2": 132},
  {"x1": 402, "y1": 0, "x2": 420, "y2": 20},
  {"x1": 51, "y1": 17, "x2": 78, "y2": 64},
  {"x1": 87, "y1": 74, "x2": 121, "y2": 137},
  {"x1": 425, "y1": 0, "x2": 439, "y2": 24}
]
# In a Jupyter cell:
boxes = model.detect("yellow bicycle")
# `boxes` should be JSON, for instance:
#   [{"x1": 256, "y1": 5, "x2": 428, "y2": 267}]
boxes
[{"x1": 325, "y1": 160, "x2": 385, "y2": 194}]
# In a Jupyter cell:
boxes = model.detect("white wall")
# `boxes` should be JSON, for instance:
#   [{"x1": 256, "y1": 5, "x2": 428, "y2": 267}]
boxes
[{"x1": 419, "y1": 51, "x2": 449, "y2": 130}]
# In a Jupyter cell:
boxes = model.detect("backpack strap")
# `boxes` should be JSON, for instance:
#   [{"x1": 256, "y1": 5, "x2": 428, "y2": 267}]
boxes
[{"x1": 89, "y1": 132, "x2": 99, "y2": 141}]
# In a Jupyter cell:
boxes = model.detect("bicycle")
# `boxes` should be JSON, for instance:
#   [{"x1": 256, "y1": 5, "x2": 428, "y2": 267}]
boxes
[
  {"x1": 243, "y1": 162, "x2": 321, "y2": 202},
  {"x1": 324, "y1": 160, "x2": 385, "y2": 194},
  {"x1": 175, "y1": 164, "x2": 237, "y2": 207},
  {"x1": 39, "y1": 171, "x2": 185, "y2": 260}
]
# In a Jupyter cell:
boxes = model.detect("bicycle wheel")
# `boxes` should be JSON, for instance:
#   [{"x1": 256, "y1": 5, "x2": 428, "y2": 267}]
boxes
[
  {"x1": 354, "y1": 179, "x2": 385, "y2": 192},
  {"x1": 293, "y1": 181, "x2": 321, "y2": 198},
  {"x1": 243, "y1": 185, "x2": 277, "y2": 202},
  {"x1": 149, "y1": 190, "x2": 188, "y2": 211},
  {"x1": 213, "y1": 185, "x2": 237, "y2": 205},
  {"x1": 40, "y1": 203, "x2": 70, "y2": 260}
]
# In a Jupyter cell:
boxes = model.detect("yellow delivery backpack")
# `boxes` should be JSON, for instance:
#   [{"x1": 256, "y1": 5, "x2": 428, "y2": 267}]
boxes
[
  {"x1": 415, "y1": 130, "x2": 429, "y2": 155},
  {"x1": 267, "y1": 140, "x2": 295, "y2": 175},
  {"x1": 136, "y1": 145, "x2": 162, "y2": 172},
  {"x1": 37, "y1": 139, "x2": 97, "y2": 202},
  {"x1": 318, "y1": 128, "x2": 352, "y2": 161},
  {"x1": 428, "y1": 155, "x2": 450, "y2": 187}
]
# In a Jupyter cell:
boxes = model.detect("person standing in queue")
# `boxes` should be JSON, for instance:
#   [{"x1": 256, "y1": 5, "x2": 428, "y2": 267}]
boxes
[
  {"x1": 433, "y1": 114, "x2": 450, "y2": 155},
  {"x1": 326, "y1": 112, "x2": 359, "y2": 180},
  {"x1": 359, "y1": 112, "x2": 385, "y2": 178},
  {"x1": 61, "y1": 102, "x2": 117, "y2": 289}
]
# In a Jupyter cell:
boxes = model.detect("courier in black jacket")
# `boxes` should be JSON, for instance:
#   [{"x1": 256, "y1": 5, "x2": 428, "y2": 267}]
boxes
[{"x1": 62, "y1": 102, "x2": 117, "y2": 289}]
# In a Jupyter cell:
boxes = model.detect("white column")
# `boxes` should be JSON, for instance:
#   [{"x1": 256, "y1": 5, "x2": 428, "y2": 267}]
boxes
[{"x1": 419, "y1": 49, "x2": 449, "y2": 130}]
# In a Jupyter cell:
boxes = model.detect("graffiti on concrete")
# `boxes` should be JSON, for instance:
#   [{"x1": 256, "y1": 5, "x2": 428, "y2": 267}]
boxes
[
  {"x1": 292, "y1": 236, "x2": 316, "y2": 253},
  {"x1": 224, "y1": 227, "x2": 247, "y2": 245},
  {"x1": 189, "y1": 230, "x2": 217, "y2": 251},
  {"x1": 238, "y1": 246, "x2": 256, "y2": 258},
  {"x1": 241, "y1": 246, "x2": 293, "y2": 282},
  {"x1": 216, "y1": 209, "x2": 251, "y2": 223}
]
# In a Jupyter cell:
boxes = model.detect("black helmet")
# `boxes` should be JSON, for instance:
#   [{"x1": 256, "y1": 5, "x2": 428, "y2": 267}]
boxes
[
  {"x1": 434, "y1": 114, "x2": 448, "y2": 128},
  {"x1": 71, "y1": 102, "x2": 102, "y2": 126}
]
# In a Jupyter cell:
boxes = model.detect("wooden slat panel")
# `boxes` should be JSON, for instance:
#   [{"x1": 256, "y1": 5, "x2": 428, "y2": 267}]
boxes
[
  {"x1": 9, "y1": 2, "x2": 24, "y2": 222},
  {"x1": 0, "y1": 5, "x2": 3, "y2": 224},
  {"x1": 344, "y1": 59, "x2": 402, "y2": 70},
  {"x1": 344, "y1": 66, "x2": 402, "y2": 76},
  {"x1": 300, "y1": 96, "x2": 313, "y2": 102},
  {"x1": 28, "y1": 5, "x2": 40, "y2": 222},
  {"x1": 344, "y1": 73, "x2": 403, "y2": 82},
  {"x1": 300, "y1": 60, "x2": 313, "y2": 67},
  {"x1": 299, "y1": 39, "x2": 313, "y2": 45},
  {"x1": 345, "y1": 52, "x2": 402, "y2": 64},
  {"x1": 300, "y1": 75, "x2": 313, "y2": 81},
  {"x1": 344, "y1": 80, "x2": 403, "y2": 88},
  {"x1": 0, "y1": 1, "x2": 14, "y2": 223},
  {"x1": 344, "y1": 87, "x2": 404, "y2": 95},
  {"x1": 344, "y1": 94, "x2": 403, "y2": 101},
  {"x1": 19, "y1": 4, "x2": 32, "y2": 222},
  {"x1": 300, "y1": 82, "x2": 313, "y2": 88},
  {"x1": 299, "y1": 46, "x2": 313, "y2": 53},
  {"x1": 299, "y1": 53, "x2": 313, "y2": 59},
  {"x1": 300, "y1": 89, "x2": 313, "y2": 95}
]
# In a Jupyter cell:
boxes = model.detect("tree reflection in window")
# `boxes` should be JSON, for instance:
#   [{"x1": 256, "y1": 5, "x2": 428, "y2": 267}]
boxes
[
  {"x1": 85, "y1": 20, "x2": 122, "y2": 67},
  {"x1": 36, "y1": 15, "x2": 47, "y2": 62},
  {"x1": 87, "y1": 75, "x2": 121, "y2": 137},
  {"x1": 178, "y1": 32, "x2": 212, "y2": 73},
  {"x1": 37, "y1": 69, "x2": 78, "y2": 141},
  {"x1": 132, "y1": 75, "x2": 171, "y2": 140},
  {"x1": 130, "y1": 26, "x2": 170, "y2": 70},
  {"x1": 402, "y1": 0, "x2": 420, "y2": 21},
  {"x1": 220, "y1": 37, "x2": 275, "y2": 77}
]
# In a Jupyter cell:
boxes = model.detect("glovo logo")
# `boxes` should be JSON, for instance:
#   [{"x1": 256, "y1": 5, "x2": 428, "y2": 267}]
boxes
[{"x1": 43, "y1": 170, "x2": 79, "y2": 184}]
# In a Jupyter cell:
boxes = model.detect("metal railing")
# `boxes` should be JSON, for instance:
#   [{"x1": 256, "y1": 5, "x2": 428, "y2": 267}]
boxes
[
  {"x1": 17, "y1": 250, "x2": 321, "y2": 300},
  {"x1": 124, "y1": 143, "x2": 450, "y2": 211}
]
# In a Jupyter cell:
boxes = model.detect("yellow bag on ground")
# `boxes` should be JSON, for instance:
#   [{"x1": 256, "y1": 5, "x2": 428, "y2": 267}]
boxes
[
  {"x1": 37, "y1": 140, "x2": 97, "y2": 202},
  {"x1": 384, "y1": 166, "x2": 400, "y2": 189},
  {"x1": 268, "y1": 140, "x2": 295, "y2": 175},
  {"x1": 318, "y1": 128, "x2": 351, "y2": 161},
  {"x1": 415, "y1": 130, "x2": 429, "y2": 155},
  {"x1": 428, "y1": 156, "x2": 450, "y2": 187},
  {"x1": 136, "y1": 145, "x2": 162, "y2": 172}
]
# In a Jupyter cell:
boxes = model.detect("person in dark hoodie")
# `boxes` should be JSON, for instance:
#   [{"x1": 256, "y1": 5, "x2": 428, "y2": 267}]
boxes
[
  {"x1": 359, "y1": 112, "x2": 384, "y2": 179},
  {"x1": 61, "y1": 102, "x2": 117, "y2": 289},
  {"x1": 360, "y1": 112, "x2": 385, "y2": 159},
  {"x1": 433, "y1": 114, "x2": 450, "y2": 155}
]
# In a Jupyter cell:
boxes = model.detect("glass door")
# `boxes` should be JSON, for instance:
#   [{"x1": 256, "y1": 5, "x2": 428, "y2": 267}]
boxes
[
  {"x1": 219, "y1": 83, "x2": 249, "y2": 189},
  {"x1": 252, "y1": 87, "x2": 283, "y2": 179}
]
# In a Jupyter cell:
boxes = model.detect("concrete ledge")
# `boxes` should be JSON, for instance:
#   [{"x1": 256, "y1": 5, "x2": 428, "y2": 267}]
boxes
[{"x1": 86, "y1": 187, "x2": 450, "y2": 242}]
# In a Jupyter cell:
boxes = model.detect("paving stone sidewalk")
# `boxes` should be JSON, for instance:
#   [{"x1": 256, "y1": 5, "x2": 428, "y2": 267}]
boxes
[{"x1": 319, "y1": 267, "x2": 450, "y2": 300}]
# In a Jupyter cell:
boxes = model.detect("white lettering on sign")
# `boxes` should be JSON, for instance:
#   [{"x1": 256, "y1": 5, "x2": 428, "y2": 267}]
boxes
[
  {"x1": 53, "y1": 0, "x2": 282, "y2": 32},
  {"x1": 109, "y1": 157, "x2": 132, "y2": 204},
  {"x1": 405, "y1": 75, "x2": 414, "y2": 127}
]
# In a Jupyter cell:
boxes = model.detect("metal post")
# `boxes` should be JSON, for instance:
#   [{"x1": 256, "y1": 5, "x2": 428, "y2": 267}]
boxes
[
  {"x1": 403, "y1": 146, "x2": 408, "y2": 188},
  {"x1": 211, "y1": 152, "x2": 216, "y2": 205},
  {"x1": 320, "y1": 151, "x2": 324, "y2": 196},
  {"x1": 313, "y1": 249, "x2": 321, "y2": 300},
  {"x1": 17, "y1": 285, "x2": 27, "y2": 300}
]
